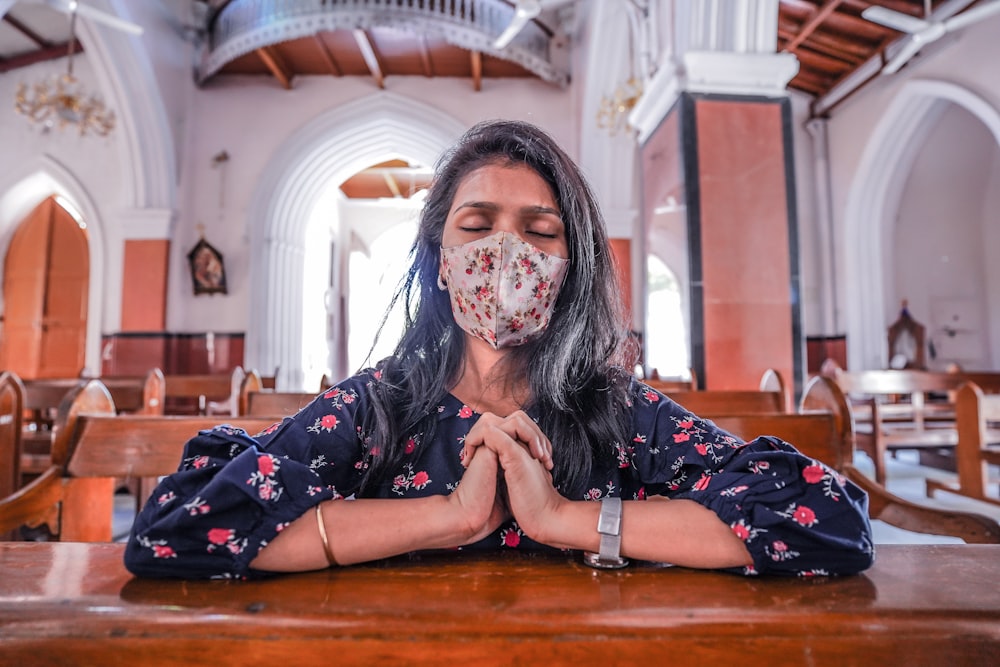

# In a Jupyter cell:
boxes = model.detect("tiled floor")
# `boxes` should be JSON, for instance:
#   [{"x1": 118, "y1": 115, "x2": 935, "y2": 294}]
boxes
[{"x1": 113, "y1": 452, "x2": 999, "y2": 545}]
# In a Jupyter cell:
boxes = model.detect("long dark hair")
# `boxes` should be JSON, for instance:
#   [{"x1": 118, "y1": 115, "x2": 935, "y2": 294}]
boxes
[{"x1": 360, "y1": 119, "x2": 633, "y2": 497}]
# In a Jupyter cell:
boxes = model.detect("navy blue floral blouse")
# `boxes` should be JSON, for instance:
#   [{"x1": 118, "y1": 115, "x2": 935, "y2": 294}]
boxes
[{"x1": 125, "y1": 369, "x2": 874, "y2": 579}]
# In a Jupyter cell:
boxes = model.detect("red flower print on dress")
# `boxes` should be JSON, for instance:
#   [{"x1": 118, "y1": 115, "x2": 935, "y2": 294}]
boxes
[
  {"x1": 673, "y1": 432, "x2": 690, "y2": 443},
  {"x1": 246, "y1": 454, "x2": 284, "y2": 502},
  {"x1": 206, "y1": 527, "x2": 248, "y2": 556},
  {"x1": 257, "y1": 455, "x2": 274, "y2": 476},
  {"x1": 391, "y1": 463, "x2": 432, "y2": 495},
  {"x1": 792, "y1": 505, "x2": 817, "y2": 527},
  {"x1": 183, "y1": 496, "x2": 210, "y2": 515},
  {"x1": 153, "y1": 544, "x2": 176, "y2": 559},
  {"x1": 802, "y1": 464, "x2": 826, "y2": 484},
  {"x1": 307, "y1": 414, "x2": 339, "y2": 434},
  {"x1": 458, "y1": 405, "x2": 473, "y2": 419},
  {"x1": 694, "y1": 443, "x2": 708, "y2": 455},
  {"x1": 584, "y1": 488, "x2": 603, "y2": 500},
  {"x1": 208, "y1": 527, "x2": 232, "y2": 545},
  {"x1": 405, "y1": 438, "x2": 416, "y2": 454},
  {"x1": 732, "y1": 523, "x2": 751, "y2": 541},
  {"x1": 693, "y1": 474, "x2": 711, "y2": 491},
  {"x1": 678, "y1": 419, "x2": 694, "y2": 429},
  {"x1": 501, "y1": 524, "x2": 523, "y2": 548},
  {"x1": 261, "y1": 421, "x2": 280, "y2": 436},
  {"x1": 643, "y1": 390, "x2": 659, "y2": 403}
]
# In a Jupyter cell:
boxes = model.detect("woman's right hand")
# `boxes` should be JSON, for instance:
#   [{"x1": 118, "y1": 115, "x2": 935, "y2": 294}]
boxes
[{"x1": 448, "y1": 443, "x2": 509, "y2": 545}]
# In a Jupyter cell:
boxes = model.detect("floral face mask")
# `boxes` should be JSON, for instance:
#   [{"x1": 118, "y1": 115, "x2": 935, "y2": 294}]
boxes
[{"x1": 439, "y1": 231, "x2": 570, "y2": 349}]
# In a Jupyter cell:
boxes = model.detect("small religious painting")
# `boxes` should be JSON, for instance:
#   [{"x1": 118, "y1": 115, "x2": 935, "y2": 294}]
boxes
[{"x1": 188, "y1": 238, "x2": 228, "y2": 295}]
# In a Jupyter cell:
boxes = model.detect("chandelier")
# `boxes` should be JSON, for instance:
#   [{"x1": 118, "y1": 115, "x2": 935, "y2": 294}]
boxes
[
  {"x1": 14, "y1": 11, "x2": 115, "y2": 137},
  {"x1": 596, "y1": 77, "x2": 644, "y2": 136}
]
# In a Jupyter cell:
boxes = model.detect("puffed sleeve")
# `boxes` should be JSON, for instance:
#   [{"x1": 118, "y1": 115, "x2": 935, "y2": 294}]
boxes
[
  {"x1": 124, "y1": 372, "x2": 375, "y2": 580},
  {"x1": 629, "y1": 382, "x2": 874, "y2": 576}
]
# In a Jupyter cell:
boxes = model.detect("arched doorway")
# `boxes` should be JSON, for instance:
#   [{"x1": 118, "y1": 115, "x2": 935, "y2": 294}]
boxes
[
  {"x1": 246, "y1": 92, "x2": 466, "y2": 390},
  {"x1": 1, "y1": 196, "x2": 89, "y2": 378}
]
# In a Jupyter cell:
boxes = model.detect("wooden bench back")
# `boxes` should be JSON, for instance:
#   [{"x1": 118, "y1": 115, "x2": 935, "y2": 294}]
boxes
[
  {"x1": 67, "y1": 415, "x2": 281, "y2": 479},
  {"x1": 833, "y1": 369, "x2": 963, "y2": 396},
  {"x1": 710, "y1": 412, "x2": 846, "y2": 470},
  {"x1": 665, "y1": 389, "x2": 786, "y2": 415},
  {"x1": 0, "y1": 374, "x2": 280, "y2": 540},
  {"x1": 144, "y1": 367, "x2": 245, "y2": 415},
  {"x1": 243, "y1": 391, "x2": 317, "y2": 417}
]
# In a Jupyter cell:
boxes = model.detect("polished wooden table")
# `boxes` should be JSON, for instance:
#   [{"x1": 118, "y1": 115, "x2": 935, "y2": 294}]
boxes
[{"x1": 1, "y1": 543, "x2": 997, "y2": 665}]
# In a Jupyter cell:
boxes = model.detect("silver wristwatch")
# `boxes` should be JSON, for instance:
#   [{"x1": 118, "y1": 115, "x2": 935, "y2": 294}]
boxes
[{"x1": 583, "y1": 496, "x2": 629, "y2": 569}]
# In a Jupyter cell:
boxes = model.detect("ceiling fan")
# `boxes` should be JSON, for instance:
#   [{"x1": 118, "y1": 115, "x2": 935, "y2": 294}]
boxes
[
  {"x1": 37, "y1": 0, "x2": 143, "y2": 35},
  {"x1": 862, "y1": 0, "x2": 1000, "y2": 74},
  {"x1": 493, "y1": 0, "x2": 575, "y2": 49}
]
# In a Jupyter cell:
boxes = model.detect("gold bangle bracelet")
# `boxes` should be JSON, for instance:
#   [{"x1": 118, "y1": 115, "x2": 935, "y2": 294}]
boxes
[{"x1": 315, "y1": 503, "x2": 338, "y2": 566}]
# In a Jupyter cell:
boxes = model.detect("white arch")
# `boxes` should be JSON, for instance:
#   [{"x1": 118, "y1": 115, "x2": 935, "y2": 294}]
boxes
[
  {"x1": 246, "y1": 91, "x2": 466, "y2": 389},
  {"x1": 0, "y1": 155, "x2": 107, "y2": 375},
  {"x1": 843, "y1": 79, "x2": 1000, "y2": 370}
]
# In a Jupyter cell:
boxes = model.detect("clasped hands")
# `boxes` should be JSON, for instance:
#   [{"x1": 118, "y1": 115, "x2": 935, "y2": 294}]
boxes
[{"x1": 451, "y1": 410, "x2": 565, "y2": 546}]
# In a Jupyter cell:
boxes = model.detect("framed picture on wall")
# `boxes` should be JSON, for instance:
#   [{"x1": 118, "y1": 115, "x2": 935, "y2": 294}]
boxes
[{"x1": 187, "y1": 238, "x2": 228, "y2": 295}]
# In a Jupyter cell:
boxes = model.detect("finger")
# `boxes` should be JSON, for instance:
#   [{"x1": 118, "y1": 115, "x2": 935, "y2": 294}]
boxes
[{"x1": 501, "y1": 412, "x2": 554, "y2": 470}]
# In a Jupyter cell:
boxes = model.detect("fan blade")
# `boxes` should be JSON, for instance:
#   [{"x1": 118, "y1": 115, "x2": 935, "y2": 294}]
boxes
[
  {"x1": 862, "y1": 6, "x2": 931, "y2": 34},
  {"x1": 881, "y1": 34, "x2": 926, "y2": 74},
  {"x1": 44, "y1": 0, "x2": 143, "y2": 35},
  {"x1": 944, "y1": 0, "x2": 1000, "y2": 32},
  {"x1": 493, "y1": 0, "x2": 542, "y2": 49}
]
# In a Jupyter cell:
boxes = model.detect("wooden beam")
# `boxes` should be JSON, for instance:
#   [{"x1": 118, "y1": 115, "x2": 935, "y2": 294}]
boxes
[
  {"x1": 470, "y1": 50, "x2": 482, "y2": 92},
  {"x1": 0, "y1": 42, "x2": 74, "y2": 73},
  {"x1": 313, "y1": 33, "x2": 342, "y2": 76},
  {"x1": 783, "y1": 0, "x2": 846, "y2": 53},
  {"x1": 352, "y1": 29, "x2": 384, "y2": 89},
  {"x1": 256, "y1": 45, "x2": 292, "y2": 89},
  {"x1": 3, "y1": 14, "x2": 52, "y2": 48}
]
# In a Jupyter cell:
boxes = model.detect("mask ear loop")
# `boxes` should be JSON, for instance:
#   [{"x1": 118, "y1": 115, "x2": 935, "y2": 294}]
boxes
[{"x1": 437, "y1": 274, "x2": 448, "y2": 291}]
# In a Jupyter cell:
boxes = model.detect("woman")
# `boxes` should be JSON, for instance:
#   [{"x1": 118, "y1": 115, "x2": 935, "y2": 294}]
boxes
[{"x1": 125, "y1": 120, "x2": 873, "y2": 579}]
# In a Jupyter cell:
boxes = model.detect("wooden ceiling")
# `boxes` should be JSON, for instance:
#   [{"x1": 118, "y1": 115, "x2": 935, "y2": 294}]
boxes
[{"x1": 0, "y1": 0, "x2": 986, "y2": 198}]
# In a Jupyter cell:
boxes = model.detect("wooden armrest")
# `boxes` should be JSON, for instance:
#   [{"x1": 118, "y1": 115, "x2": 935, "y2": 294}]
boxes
[
  {"x1": 0, "y1": 466, "x2": 64, "y2": 534},
  {"x1": 842, "y1": 464, "x2": 1000, "y2": 544}
]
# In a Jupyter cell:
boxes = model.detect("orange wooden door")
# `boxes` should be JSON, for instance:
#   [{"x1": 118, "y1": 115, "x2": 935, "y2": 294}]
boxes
[{"x1": 1, "y1": 197, "x2": 89, "y2": 378}]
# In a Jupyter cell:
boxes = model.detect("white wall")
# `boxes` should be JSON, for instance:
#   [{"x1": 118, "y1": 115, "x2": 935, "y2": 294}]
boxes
[{"x1": 820, "y1": 11, "x2": 1000, "y2": 369}]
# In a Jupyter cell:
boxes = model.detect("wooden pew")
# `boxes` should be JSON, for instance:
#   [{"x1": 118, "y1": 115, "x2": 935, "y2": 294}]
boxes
[
  {"x1": 926, "y1": 382, "x2": 1000, "y2": 508},
  {"x1": 832, "y1": 369, "x2": 962, "y2": 484},
  {"x1": 0, "y1": 379, "x2": 279, "y2": 542},
  {"x1": 796, "y1": 375, "x2": 1000, "y2": 544},
  {"x1": 143, "y1": 367, "x2": 246, "y2": 416},
  {"x1": 18, "y1": 372, "x2": 161, "y2": 483},
  {"x1": 238, "y1": 369, "x2": 320, "y2": 417},
  {"x1": 0, "y1": 373, "x2": 24, "y2": 540},
  {"x1": 663, "y1": 388, "x2": 786, "y2": 414}
]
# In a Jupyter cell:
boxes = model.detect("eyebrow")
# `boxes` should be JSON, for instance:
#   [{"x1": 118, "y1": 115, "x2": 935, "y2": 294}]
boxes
[{"x1": 452, "y1": 201, "x2": 562, "y2": 219}]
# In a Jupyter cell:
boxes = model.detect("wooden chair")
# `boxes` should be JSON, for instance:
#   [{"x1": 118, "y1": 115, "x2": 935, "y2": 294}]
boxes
[
  {"x1": 144, "y1": 367, "x2": 245, "y2": 416},
  {"x1": 795, "y1": 375, "x2": 1000, "y2": 544},
  {"x1": 926, "y1": 382, "x2": 1000, "y2": 508}
]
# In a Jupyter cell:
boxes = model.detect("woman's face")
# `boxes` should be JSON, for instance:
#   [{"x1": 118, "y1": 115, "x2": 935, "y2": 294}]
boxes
[{"x1": 440, "y1": 162, "x2": 568, "y2": 259}]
